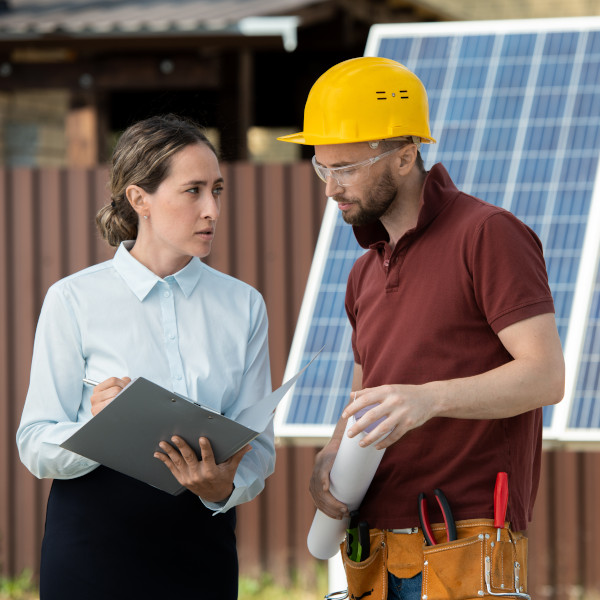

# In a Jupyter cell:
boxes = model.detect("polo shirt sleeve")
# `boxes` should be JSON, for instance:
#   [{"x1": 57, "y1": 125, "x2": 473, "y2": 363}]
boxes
[{"x1": 471, "y1": 210, "x2": 555, "y2": 334}]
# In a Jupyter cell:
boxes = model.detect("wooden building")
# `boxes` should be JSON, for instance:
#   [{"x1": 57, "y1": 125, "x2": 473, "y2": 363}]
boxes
[{"x1": 0, "y1": 0, "x2": 445, "y2": 167}]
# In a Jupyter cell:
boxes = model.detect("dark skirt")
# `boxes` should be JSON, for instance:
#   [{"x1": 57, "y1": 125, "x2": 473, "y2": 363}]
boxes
[{"x1": 40, "y1": 466, "x2": 238, "y2": 600}]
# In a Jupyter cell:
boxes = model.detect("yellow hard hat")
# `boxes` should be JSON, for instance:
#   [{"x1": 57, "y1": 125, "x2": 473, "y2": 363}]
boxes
[{"x1": 278, "y1": 56, "x2": 436, "y2": 145}]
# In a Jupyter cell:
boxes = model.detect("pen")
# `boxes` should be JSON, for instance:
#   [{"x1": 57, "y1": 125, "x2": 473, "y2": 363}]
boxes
[{"x1": 82, "y1": 378, "x2": 100, "y2": 386}]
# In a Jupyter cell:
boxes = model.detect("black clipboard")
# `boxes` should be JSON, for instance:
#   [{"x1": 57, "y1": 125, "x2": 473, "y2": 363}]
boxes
[{"x1": 61, "y1": 377, "x2": 260, "y2": 495}]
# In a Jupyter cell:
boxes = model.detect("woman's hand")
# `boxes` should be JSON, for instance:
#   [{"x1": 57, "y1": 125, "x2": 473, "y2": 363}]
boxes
[
  {"x1": 154, "y1": 436, "x2": 250, "y2": 502},
  {"x1": 90, "y1": 377, "x2": 131, "y2": 416}
]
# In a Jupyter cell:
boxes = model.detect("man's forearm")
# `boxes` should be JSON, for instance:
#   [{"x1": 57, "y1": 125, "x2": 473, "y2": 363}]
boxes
[
  {"x1": 428, "y1": 353, "x2": 564, "y2": 421},
  {"x1": 427, "y1": 312, "x2": 565, "y2": 420},
  {"x1": 343, "y1": 314, "x2": 565, "y2": 448}
]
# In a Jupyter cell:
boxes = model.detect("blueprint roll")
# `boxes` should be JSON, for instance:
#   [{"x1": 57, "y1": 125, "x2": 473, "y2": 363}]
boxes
[{"x1": 307, "y1": 414, "x2": 386, "y2": 560}]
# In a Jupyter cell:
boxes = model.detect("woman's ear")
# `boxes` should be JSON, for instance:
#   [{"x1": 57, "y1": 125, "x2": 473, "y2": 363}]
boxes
[{"x1": 125, "y1": 185, "x2": 148, "y2": 219}]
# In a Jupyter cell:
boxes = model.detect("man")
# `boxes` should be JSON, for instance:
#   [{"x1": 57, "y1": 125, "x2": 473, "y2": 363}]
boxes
[{"x1": 278, "y1": 57, "x2": 564, "y2": 600}]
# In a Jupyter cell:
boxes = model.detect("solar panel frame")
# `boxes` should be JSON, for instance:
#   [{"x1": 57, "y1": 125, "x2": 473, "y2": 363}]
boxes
[{"x1": 275, "y1": 16, "x2": 600, "y2": 444}]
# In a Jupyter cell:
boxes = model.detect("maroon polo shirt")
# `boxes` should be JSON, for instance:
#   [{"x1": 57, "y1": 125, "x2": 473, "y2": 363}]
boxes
[{"x1": 346, "y1": 163, "x2": 555, "y2": 532}]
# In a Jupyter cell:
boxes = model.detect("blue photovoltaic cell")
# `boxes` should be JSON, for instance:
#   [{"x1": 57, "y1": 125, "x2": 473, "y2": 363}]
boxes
[
  {"x1": 285, "y1": 218, "x2": 365, "y2": 428},
  {"x1": 459, "y1": 35, "x2": 495, "y2": 59},
  {"x1": 570, "y1": 265, "x2": 600, "y2": 428},
  {"x1": 280, "y1": 21, "x2": 600, "y2": 436}
]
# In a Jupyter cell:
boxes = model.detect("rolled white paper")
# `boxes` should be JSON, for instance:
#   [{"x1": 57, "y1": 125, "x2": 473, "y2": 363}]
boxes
[{"x1": 307, "y1": 416, "x2": 386, "y2": 559}]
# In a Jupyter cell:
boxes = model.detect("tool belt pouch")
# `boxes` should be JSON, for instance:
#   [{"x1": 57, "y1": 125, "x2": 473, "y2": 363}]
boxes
[
  {"x1": 340, "y1": 531, "x2": 388, "y2": 600},
  {"x1": 421, "y1": 521, "x2": 528, "y2": 600}
]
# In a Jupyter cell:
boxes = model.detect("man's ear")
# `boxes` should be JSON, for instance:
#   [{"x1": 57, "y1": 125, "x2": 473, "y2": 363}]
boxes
[
  {"x1": 397, "y1": 144, "x2": 418, "y2": 174},
  {"x1": 125, "y1": 185, "x2": 147, "y2": 218}
]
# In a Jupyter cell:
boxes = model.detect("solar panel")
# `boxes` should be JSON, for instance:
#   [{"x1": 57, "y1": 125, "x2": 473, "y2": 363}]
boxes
[{"x1": 275, "y1": 17, "x2": 600, "y2": 444}]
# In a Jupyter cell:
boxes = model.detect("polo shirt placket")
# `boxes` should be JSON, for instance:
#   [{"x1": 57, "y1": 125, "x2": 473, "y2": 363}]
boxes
[{"x1": 373, "y1": 233, "x2": 416, "y2": 292}]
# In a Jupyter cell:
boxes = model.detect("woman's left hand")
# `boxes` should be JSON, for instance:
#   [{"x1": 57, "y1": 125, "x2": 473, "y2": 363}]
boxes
[{"x1": 154, "y1": 436, "x2": 250, "y2": 502}]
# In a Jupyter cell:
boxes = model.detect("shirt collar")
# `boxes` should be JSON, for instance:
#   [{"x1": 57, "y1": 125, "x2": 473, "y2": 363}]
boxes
[
  {"x1": 353, "y1": 163, "x2": 459, "y2": 249},
  {"x1": 113, "y1": 241, "x2": 203, "y2": 300},
  {"x1": 169, "y1": 256, "x2": 204, "y2": 297}
]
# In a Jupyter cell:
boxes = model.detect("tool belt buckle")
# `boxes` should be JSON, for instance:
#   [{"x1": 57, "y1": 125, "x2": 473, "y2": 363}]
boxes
[{"x1": 324, "y1": 591, "x2": 349, "y2": 600}]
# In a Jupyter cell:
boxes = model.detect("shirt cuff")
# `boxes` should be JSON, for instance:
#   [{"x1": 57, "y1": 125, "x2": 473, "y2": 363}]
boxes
[{"x1": 201, "y1": 483, "x2": 244, "y2": 514}]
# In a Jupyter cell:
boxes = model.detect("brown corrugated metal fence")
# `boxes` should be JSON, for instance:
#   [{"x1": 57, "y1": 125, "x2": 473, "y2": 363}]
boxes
[{"x1": 0, "y1": 163, "x2": 599, "y2": 598}]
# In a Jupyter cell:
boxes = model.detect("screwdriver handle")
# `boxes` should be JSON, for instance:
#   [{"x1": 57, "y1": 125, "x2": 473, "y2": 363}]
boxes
[{"x1": 494, "y1": 472, "x2": 509, "y2": 530}]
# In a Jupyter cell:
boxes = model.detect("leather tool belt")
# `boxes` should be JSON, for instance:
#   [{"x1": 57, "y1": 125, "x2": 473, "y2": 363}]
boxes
[{"x1": 339, "y1": 518, "x2": 529, "y2": 600}]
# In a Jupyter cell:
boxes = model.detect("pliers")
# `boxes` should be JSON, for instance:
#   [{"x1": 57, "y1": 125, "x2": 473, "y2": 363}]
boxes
[
  {"x1": 345, "y1": 510, "x2": 371, "y2": 562},
  {"x1": 418, "y1": 488, "x2": 457, "y2": 546}
]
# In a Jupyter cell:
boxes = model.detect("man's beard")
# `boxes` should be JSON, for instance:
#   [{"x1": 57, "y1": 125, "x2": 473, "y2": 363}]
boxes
[{"x1": 335, "y1": 170, "x2": 398, "y2": 226}]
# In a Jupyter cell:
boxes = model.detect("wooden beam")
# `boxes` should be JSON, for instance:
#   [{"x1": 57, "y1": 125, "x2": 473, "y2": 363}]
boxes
[
  {"x1": 237, "y1": 48, "x2": 253, "y2": 160},
  {"x1": 0, "y1": 53, "x2": 221, "y2": 91},
  {"x1": 337, "y1": 0, "x2": 448, "y2": 23},
  {"x1": 66, "y1": 106, "x2": 98, "y2": 167},
  {"x1": 216, "y1": 50, "x2": 254, "y2": 161},
  {"x1": 0, "y1": 33, "x2": 287, "y2": 54}
]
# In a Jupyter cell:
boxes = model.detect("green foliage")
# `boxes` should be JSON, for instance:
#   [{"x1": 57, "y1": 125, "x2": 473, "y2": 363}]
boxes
[
  {"x1": 239, "y1": 565, "x2": 329, "y2": 600},
  {"x1": 0, "y1": 566, "x2": 330, "y2": 600},
  {"x1": 0, "y1": 570, "x2": 38, "y2": 600}
]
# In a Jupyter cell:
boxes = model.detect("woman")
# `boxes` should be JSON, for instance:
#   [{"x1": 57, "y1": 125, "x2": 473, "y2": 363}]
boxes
[{"x1": 16, "y1": 115, "x2": 275, "y2": 599}]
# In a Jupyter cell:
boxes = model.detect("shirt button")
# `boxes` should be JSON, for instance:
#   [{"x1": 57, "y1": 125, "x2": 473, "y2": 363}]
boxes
[
  {"x1": 169, "y1": 333, "x2": 176, "y2": 340},
  {"x1": 383, "y1": 259, "x2": 390, "y2": 267},
  {"x1": 175, "y1": 374, "x2": 182, "y2": 380},
  {"x1": 163, "y1": 291, "x2": 171, "y2": 298}
]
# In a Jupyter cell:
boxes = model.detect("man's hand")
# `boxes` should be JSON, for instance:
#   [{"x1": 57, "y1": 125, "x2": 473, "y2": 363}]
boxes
[
  {"x1": 309, "y1": 438, "x2": 349, "y2": 520},
  {"x1": 342, "y1": 384, "x2": 435, "y2": 450},
  {"x1": 154, "y1": 436, "x2": 249, "y2": 502},
  {"x1": 309, "y1": 366, "x2": 363, "y2": 518},
  {"x1": 90, "y1": 377, "x2": 131, "y2": 416}
]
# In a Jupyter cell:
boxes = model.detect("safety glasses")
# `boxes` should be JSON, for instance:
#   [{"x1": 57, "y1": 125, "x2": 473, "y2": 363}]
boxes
[{"x1": 311, "y1": 145, "x2": 404, "y2": 187}]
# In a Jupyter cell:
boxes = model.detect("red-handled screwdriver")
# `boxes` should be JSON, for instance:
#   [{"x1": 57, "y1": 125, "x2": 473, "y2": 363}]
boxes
[{"x1": 494, "y1": 472, "x2": 508, "y2": 541}]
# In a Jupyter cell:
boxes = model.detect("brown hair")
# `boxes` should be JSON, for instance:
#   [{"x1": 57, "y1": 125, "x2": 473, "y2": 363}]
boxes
[{"x1": 96, "y1": 114, "x2": 217, "y2": 247}]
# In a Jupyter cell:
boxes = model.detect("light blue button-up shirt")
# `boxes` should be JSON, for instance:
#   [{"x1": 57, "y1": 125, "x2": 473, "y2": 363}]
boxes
[{"x1": 17, "y1": 241, "x2": 275, "y2": 513}]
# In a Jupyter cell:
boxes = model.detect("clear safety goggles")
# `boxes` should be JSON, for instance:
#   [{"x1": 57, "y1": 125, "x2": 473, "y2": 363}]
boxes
[{"x1": 311, "y1": 145, "x2": 403, "y2": 188}]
